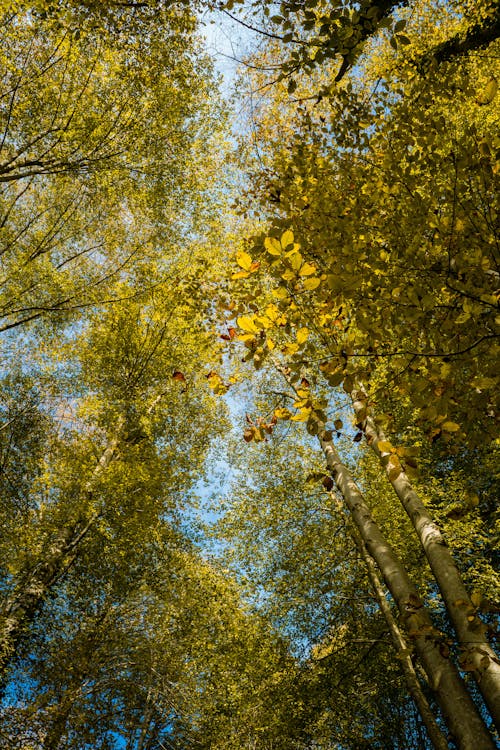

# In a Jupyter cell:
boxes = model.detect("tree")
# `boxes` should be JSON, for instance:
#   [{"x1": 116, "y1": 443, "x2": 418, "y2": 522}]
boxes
[
  {"x1": 226, "y1": 0, "x2": 499, "y2": 743},
  {"x1": 0, "y1": 3, "x2": 222, "y2": 333}
]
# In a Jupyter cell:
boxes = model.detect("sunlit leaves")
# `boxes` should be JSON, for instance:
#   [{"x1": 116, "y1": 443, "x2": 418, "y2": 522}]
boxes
[
  {"x1": 264, "y1": 236, "x2": 282, "y2": 255},
  {"x1": 233, "y1": 250, "x2": 261, "y2": 278},
  {"x1": 476, "y1": 77, "x2": 498, "y2": 105}
]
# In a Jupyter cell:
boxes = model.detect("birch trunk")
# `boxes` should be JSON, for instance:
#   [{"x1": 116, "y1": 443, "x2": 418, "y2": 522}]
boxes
[
  {"x1": 318, "y1": 428, "x2": 496, "y2": 750},
  {"x1": 344, "y1": 508, "x2": 450, "y2": 750},
  {"x1": 351, "y1": 385, "x2": 500, "y2": 731}
]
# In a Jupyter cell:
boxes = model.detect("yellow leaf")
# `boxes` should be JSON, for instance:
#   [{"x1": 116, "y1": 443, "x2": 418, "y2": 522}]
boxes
[
  {"x1": 283, "y1": 342, "x2": 299, "y2": 355},
  {"x1": 293, "y1": 398, "x2": 309, "y2": 408},
  {"x1": 291, "y1": 407, "x2": 312, "y2": 422},
  {"x1": 303, "y1": 277, "x2": 321, "y2": 290},
  {"x1": 237, "y1": 315, "x2": 259, "y2": 333},
  {"x1": 236, "y1": 250, "x2": 253, "y2": 270},
  {"x1": 281, "y1": 229, "x2": 294, "y2": 248},
  {"x1": 256, "y1": 315, "x2": 272, "y2": 329},
  {"x1": 264, "y1": 237, "x2": 282, "y2": 256},
  {"x1": 272, "y1": 286, "x2": 289, "y2": 300},
  {"x1": 237, "y1": 333, "x2": 255, "y2": 343},
  {"x1": 267, "y1": 338, "x2": 275, "y2": 351},
  {"x1": 388, "y1": 465, "x2": 402, "y2": 481},
  {"x1": 299, "y1": 262, "x2": 316, "y2": 277},
  {"x1": 288, "y1": 252, "x2": 303, "y2": 272},
  {"x1": 264, "y1": 304, "x2": 280, "y2": 322},
  {"x1": 296, "y1": 327, "x2": 309, "y2": 344},
  {"x1": 442, "y1": 421, "x2": 460, "y2": 432},
  {"x1": 282, "y1": 269, "x2": 296, "y2": 282},
  {"x1": 232, "y1": 270, "x2": 250, "y2": 279},
  {"x1": 274, "y1": 407, "x2": 292, "y2": 419},
  {"x1": 477, "y1": 77, "x2": 498, "y2": 105},
  {"x1": 377, "y1": 440, "x2": 393, "y2": 454}
]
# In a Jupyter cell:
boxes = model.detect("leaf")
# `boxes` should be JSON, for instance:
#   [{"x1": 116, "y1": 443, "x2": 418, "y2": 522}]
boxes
[
  {"x1": 289, "y1": 252, "x2": 303, "y2": 272},
  {"x1": 333, "y1": 419, "x2": 343, "y2": 430},
  {"x1": 388, "y1": 465, "x2": 402, "y2": 481},
  {"x1": 303, "y1": 277, "x2": 321, "y2": 290},
  {"x1": 353, "y1": 431, "x2": 363, "y2": 442},
  {"x1": 322, "y1": 476, "x2": 334, "y2": 491},
  {"x1": 290, "y1": 407, "x2": 312, "y2": 422},
  {"x1": 172, "y1": 371, "x2": 186, "y2": 382},
  {"x1": 236, "y1": 250, "x2": 253, "y2": 270},
  {"x1": 281, "y1": 229, "x2": 294, "y2": 248},
  {"x1": 264, "y1": 237, "x2": 282, "y2": 256},
  {"x1": 296, "y1": 327, "x2": 309, "y2": 344},
  {"x1": 232, "y1": 270, "x2": 250, "y2": 279},
  {"x1": 237, "y1": 315, "x2": 259, "y2": 333},
  {"x1": 274, "y1": 407, "x2": 292, "y2": 419},
  {"x1": 377, "y1": 440, "x2": 393, "y2": 454},
  {"x1": 306, "y1": 471, "x2": 330, "y2": 484},
  {"x1": 299, "y1": 262, "x2": 316, "y2": 276},
  {"x1": 442, "y1": 421, "x2": 460, "y2": 432},
  {"x1": 471, "y1": 591, "x2": 482, "y2": 608},
  {"x1": 477, "y1": 78, "x2": 498, "y2": 105}
]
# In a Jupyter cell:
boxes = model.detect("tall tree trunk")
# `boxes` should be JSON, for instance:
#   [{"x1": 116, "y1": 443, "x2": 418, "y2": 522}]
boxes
[
  {"x1": 343, "y1": 505, "x2": 450, "y2": 750},
  {"x1": 351, "y1": 385, "x2": 500, "y2": 731},
  {"x1": 0, "y1": 422, "x2": 123, "y2": 682},
  {"x1": 317, "y1": 426, "x2": 496, "y2": 750}
]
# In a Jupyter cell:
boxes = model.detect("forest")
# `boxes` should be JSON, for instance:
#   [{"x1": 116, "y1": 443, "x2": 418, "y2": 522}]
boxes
[{"x1": 0, "y1": 0, "x2": 498, "y2": 748}]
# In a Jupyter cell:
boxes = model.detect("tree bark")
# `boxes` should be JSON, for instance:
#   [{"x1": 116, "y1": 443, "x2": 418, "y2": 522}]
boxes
[
  {"x1": 0, "y1": 422, "x2": 123, "y2": 683},
  {"x1": 317, "y1": 427, "x2": 496, "y2": 750},
  {"x1": 351, "y1": 385, "x2": 500, "y2": 731},
  {"x1": 344, "y1": 507, "x2": 450, "y2": 750}
]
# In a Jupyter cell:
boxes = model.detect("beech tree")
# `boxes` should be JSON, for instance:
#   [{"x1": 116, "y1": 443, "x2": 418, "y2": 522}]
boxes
[
  {"x1": 225, "y1": 0, "x2": 499, "y2": 745},
  {"x1": 0, "y1": 3, "x2": 221, "y2": 333},
  {"x1": 0, "y1": 0, "x2": 498, "y2": 747}
]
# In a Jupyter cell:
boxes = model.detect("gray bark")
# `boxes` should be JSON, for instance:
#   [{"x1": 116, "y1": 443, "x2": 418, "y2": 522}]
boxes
[
  {"x1": 345, "y1": 507, "x2": 450, "y2": 750},
  {"x1": 318, "y1": 428, "x2": 496, "y2": 750},
  {"x1": 351, "y1": 385, "x2": 500, "y2": 731}
]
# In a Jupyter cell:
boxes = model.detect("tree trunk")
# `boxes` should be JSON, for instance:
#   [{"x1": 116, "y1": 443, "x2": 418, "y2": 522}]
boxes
[
  {"x1": 344, "y1": 506, "x2": 450, "y2": 750},
  {"x1": 351, "y1": 385, "x2": 500, "y2": 731},
  {"x1": 318, "y1": 427, "x2": 496, "y2": 750},
  {"x1": 0, "y1": 423, "x2": 123, "y2": 682}
]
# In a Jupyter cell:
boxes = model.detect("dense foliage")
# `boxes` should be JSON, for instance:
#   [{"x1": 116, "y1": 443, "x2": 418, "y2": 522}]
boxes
[{"x1": 0, "y1": 0, "x2": 498, "y2": 748}]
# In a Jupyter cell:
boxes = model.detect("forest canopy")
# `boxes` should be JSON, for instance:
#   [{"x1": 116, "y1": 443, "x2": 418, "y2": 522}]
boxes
[{"x1": 0, "y1": 0, "x2": 498, "y2": 748}]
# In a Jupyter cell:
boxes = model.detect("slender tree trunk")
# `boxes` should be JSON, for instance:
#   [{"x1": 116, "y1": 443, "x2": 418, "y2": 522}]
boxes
[
  {"x1": 351, "y1": 385, "x2": 500, "y2": 731},
  {"x1": 343, "y1": 505, "x2": 450, "y2": 750},
  {"x1": 0, "y1": 423, "x2": 123, "y2": 682},
  {"x1": 317, "y1": 427, "x2": 496, "y2": 749}
]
